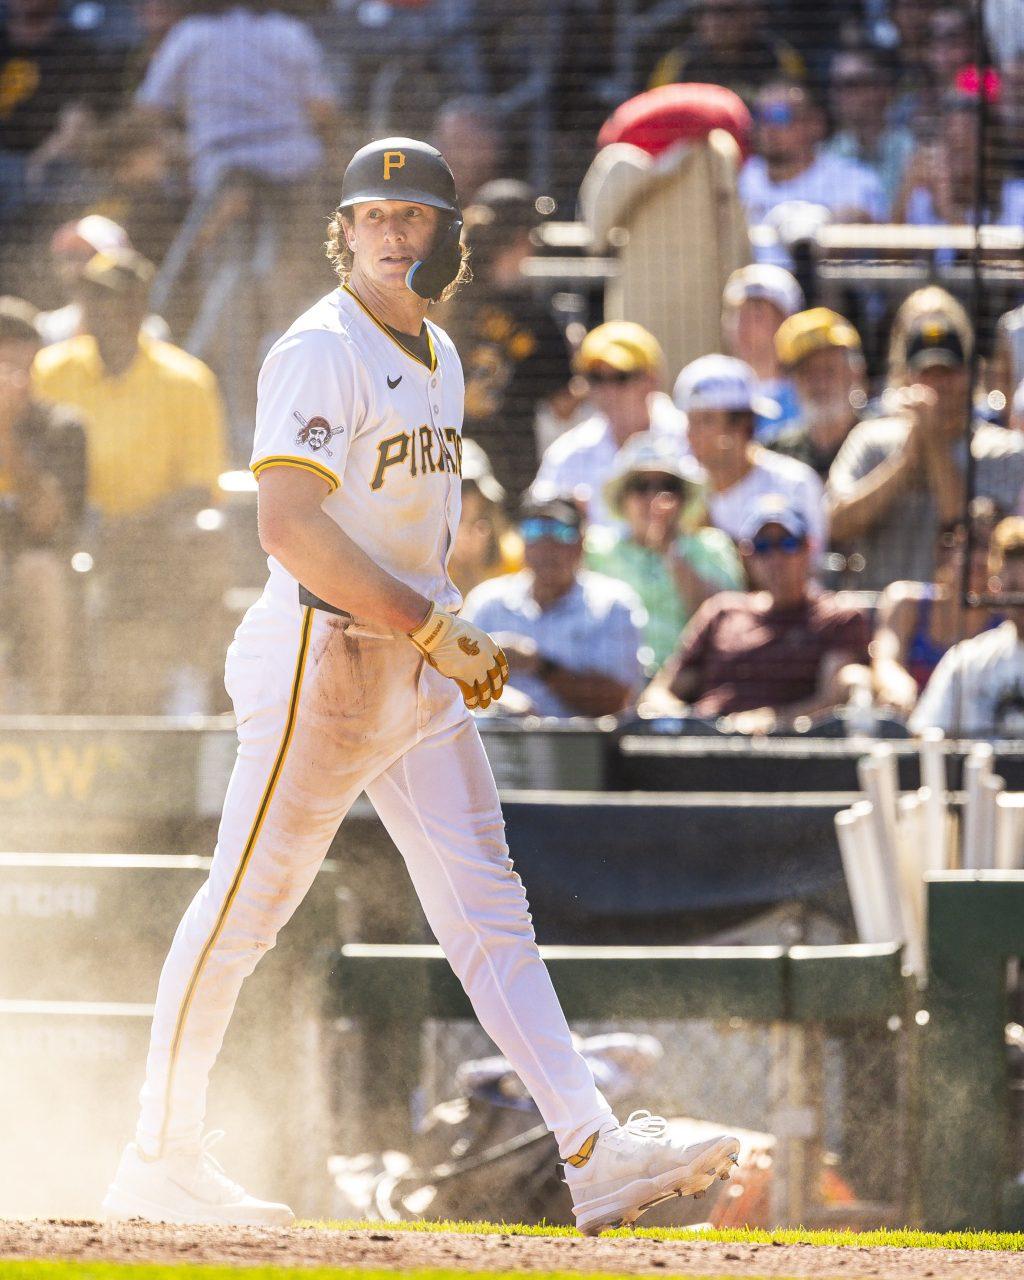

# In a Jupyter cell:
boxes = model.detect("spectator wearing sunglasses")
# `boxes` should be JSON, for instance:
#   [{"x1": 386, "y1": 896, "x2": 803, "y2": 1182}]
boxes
[
  {"x1": 531, "y1": 322, "x2": 685, "y2": 530},
  {"x1": 676, "y1": 354, "x2": 826, "y2": 560},
  {"x1": 822, "y1": 47, "x2": 915, "y2": 213},
  {"x1": 739, "y1": 82, "x2": 886, "y2": 238},
  {"x1": 642, "y1": 494, "x2": 869, "y2": 735},
  {"x1": 586, "y1": 433, "x2": 743, "y2": 668},
  {"x1": 461, "y1": 497, "x2": 646, "y2": 718}
]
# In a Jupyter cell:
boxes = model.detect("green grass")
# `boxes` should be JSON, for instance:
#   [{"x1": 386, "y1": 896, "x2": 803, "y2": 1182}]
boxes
[
  {"x1": 3, "y1": 1220, "x2": 1024, "y2": 1280},
  {"x1": 312, "y1": 1219, "x2": 1024, "y2": 1250}
]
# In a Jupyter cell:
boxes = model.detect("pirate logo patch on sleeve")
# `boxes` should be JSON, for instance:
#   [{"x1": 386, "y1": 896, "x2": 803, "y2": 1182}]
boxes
[{"x1": 293, "y1": 411, "x2": 344, "y2": 457}]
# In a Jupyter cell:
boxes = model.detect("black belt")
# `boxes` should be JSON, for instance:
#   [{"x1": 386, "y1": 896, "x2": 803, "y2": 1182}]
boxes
[{"x1": 298, "y1": 584, "x2": 351, "y2": 619}]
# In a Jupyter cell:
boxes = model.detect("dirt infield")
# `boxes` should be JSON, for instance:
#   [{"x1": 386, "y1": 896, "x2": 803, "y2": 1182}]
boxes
[{"x1": 2, "y1": 1222, "x2": 1023, "y2": 1279}]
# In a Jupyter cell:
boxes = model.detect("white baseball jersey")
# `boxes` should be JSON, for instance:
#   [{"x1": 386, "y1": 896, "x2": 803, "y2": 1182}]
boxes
[
  {"x1": 131, "y1": 278, "x2": 614, "y2": 1177},
  {"x1": 250, "y1": 284, "x2": 465, "y2": 613}
]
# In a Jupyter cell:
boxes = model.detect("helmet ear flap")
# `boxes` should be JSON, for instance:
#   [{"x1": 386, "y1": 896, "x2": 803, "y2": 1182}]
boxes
[{"x1": 406, "y1": 216, "x2": 464, "y2": 300}]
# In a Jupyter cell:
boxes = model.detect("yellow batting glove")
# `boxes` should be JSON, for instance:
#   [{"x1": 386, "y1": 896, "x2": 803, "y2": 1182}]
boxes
[{"x1": 408, "y1": 603, "x2": 510, "y2": 710}]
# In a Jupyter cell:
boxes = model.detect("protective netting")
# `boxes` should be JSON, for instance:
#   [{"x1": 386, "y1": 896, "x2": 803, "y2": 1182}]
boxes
[{"x1": 3, "y1": 0, "x2": 1024, "y2": 723}]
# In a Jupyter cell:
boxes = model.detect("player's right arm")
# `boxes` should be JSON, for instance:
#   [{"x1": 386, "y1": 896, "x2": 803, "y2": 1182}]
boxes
[
  {"x1": 253, "y1": 330, "x2": 424, "y2": 627},
  {"x1": 258, "y1": 467, "x2": 508, "y2": 708},
  {"x1": 253, "y1": 330, "x2": 508, "y2": 707},
  {"x1": 257, "y1": 465, "x2": 429, "y2": 632}
]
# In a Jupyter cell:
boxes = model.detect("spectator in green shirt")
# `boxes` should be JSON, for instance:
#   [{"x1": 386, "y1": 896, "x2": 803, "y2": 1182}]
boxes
[{"x1": 585, "y1": 433, "x2": 743, "y2": 668}]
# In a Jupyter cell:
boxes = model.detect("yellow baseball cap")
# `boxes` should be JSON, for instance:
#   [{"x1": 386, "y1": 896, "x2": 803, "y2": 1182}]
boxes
[
  {"x1": 575, "y1": 321, "x2": 664, "y2": 376},
  {"x1": 990, "y1": 516, "x2": 1024, "y2": 565},
  {"x1": 775, "y1": 307, "x2": 861, "y2": 368}
]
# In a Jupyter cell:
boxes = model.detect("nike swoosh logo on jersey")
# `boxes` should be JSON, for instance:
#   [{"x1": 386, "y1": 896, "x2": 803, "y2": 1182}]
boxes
[{"x1": 387, "y1": 374, "x2": 402, "y2": 389}]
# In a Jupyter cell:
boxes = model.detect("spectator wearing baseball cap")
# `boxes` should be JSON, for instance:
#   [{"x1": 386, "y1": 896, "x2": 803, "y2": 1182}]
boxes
[
  {"x1": 33, "y1": 248, "x2": 230, "y2": 716},
  {"x1": 721, "y1": 263, "x2": 804, "y2": 441},
  {"x1": 675, "y1": 353, "x2": 826, "y2": 559},
  {"x1": 531, "y1": 321, "x2": 686, "y2": 530},
  {"x1": 445, "y1": 181, "x2": 574, "y2": 505},
  {"x1": 643, "y1": 493, "x2": 869, "y2": 734},
  {"x1": 34, "y1": 248, "x2": 225, "y2": 528},
  {"x1": 585, "y1": 433, "x2": 743, "y2": 668},
  {"x1": 827, "y1": 287, "x2": 1024, "y2": 590},
  {"x1": 38, "y1": 216, "x2": 171, "y2": 349},
  {"x1": 768, "y1": 308, "x2": 867, "y2": 480},
  {"x1": 461, "y1": 497, "x2": 647, "y2": 718}
]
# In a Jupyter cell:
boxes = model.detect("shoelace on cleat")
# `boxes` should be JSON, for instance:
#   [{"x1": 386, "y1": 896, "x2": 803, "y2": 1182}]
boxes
[
  {"x1": 564, "y1": 1110, "x2": 675, "y2": 1179},
  {"x1": 621, "y1": 1109, "x2": 670, "y2": 1139}
]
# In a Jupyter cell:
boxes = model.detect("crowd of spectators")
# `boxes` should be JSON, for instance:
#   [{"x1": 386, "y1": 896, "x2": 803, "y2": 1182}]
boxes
[
  {"x1": 4, "y1": 0, "x2": 1024, "y2": 737},
  {"x1": 472, "y1": 272, "x2": 1024, "y2": 738}
]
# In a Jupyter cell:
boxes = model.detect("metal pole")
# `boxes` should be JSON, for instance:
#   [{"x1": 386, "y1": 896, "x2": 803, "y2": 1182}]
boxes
[
  {"x1": 953, "y1": 0, "x2": 991, "y2": 739},
  {"x1": 958, "y1": 0, "x2": 989, "y2": 611}
]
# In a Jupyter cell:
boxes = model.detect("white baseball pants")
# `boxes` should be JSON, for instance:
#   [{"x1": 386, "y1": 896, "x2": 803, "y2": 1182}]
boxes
[{"x1": 136, "y1": 603, "x2": 612, "y2": 1160}]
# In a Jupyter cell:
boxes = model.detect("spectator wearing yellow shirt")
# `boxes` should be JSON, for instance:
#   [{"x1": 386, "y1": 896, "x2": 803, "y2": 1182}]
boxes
[{"x1": 33, "y1": 249, "x2": 230, "y2": 714}]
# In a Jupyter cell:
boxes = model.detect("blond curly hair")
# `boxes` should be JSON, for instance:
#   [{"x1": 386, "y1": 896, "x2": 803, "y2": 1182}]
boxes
[{"x1": 324, "y1": 209, "x2": 471, "y2": 304}]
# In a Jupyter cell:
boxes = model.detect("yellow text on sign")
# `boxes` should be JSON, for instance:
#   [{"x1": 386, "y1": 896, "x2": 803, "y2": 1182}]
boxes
[{"x1": 0, "y1": 742, "x2": 118, "y2": 802}]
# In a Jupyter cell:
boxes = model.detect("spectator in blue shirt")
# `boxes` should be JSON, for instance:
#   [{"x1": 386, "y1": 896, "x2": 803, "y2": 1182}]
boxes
[
  {"x1": 461, "y1": 497, "x2": 646, "y2": 719},
  {"x1": 739, "y1": 81, "x2": 887, "y2": 231},
  {"x1": 135, "y1": 0, "x2": 339, "y2": 198},
  {"x1": 721, "y1": 263, "x2": 804, "y2": 441},
  {"x1": 823, "y1": 46, "x2": 916, "y2": 214}
]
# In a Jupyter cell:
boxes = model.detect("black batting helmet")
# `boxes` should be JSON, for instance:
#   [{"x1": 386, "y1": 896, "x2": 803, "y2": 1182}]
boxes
[
  {"x1": 339, "y1": 137, "x2": 463, "y2": 300},
  {"x1": 340, "y1": 137, "x2": 459, "y2": 215}
]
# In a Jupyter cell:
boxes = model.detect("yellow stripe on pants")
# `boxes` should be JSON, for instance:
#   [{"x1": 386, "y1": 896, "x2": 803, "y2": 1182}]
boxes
[{"x1": 157, "y1": 606, "x2": 314, "y2": 1152}]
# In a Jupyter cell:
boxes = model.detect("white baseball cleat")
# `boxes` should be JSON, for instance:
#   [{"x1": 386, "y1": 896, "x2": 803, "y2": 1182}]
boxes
[
  {"x1": 564, "y1": 1110, "x2": 740, "y2": 1236},
  {"x1": 102, "y1": 1131, "x2": 295, "y2": 1226}
]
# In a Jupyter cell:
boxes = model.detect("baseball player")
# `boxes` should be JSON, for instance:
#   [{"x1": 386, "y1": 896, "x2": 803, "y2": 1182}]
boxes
[{"x1": 102, "y1": 137, "x2": 739, "y2": 1235}]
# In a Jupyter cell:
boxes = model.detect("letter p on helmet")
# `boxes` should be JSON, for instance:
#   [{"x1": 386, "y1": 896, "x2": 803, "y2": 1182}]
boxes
[{"x1": 383, "y1": 150, "x2": 406, "y2": 180}]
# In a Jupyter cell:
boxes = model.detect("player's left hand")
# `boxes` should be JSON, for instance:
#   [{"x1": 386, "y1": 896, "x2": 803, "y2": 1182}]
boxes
[{"x1": 408, "y1": 603, "x2": 510, "y2": 710}]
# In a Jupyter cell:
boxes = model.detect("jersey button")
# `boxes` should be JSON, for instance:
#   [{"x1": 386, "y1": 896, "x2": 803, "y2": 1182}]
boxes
[{"x1": 430, "y1": 377, "x2": 438, "y2": 387}]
